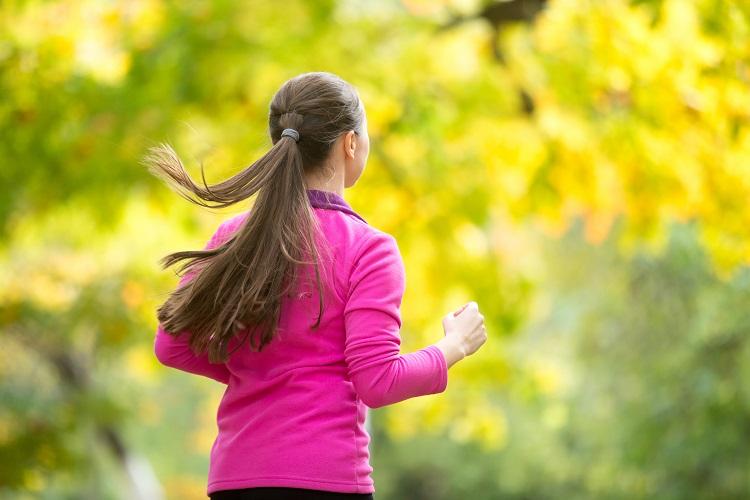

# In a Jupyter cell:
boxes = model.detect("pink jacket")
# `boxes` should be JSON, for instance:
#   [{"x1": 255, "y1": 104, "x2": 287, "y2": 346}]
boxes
[{"x1": 154, "y1": 189, "x2": 448, "y2": 495}]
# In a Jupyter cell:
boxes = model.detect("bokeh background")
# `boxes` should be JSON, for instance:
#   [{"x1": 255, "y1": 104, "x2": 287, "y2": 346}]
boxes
[{"x1": 2, "y1": 0, "x2": 749, "y2": 498}]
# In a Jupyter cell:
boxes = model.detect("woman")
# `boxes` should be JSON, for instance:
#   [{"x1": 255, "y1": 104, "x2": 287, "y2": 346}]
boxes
[{"x1": 144, "y1": 71, "x2": 487, "y2": 499}]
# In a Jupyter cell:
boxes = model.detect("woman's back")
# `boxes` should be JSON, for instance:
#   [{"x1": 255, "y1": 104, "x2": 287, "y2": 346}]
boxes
[{"x1": 154, "y1": 189, "x2": 449, "y2": 497}]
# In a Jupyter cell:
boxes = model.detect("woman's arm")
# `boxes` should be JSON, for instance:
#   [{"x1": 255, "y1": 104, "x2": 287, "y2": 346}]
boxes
[
  {"x1": 343, "y1": 231, "x2": 448, "y2": 409},
  {"x1": 153, "y1": 223, "x2": 232, "y2": 385}
]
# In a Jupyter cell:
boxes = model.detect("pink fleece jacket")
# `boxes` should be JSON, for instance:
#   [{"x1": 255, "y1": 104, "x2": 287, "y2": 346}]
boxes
[{"x1": 153, "y1": 189, "x2": 448, "y2": 496}]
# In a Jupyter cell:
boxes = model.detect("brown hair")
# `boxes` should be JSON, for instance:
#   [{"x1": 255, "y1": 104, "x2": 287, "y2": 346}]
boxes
[{"x1": 142, "y1": 71, "x2": 366, "y2": 362}]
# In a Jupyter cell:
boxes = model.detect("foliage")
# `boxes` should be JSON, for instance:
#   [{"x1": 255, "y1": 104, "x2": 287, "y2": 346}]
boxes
[
  {"x1": 372, "y1": 219, "x2": 750, "y2": 499},
  {"x1": 1, "y1": 0, "x2": 748, "y2": 497}
]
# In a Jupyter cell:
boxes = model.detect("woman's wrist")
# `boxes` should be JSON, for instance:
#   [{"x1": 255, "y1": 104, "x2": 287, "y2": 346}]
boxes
[{"x1": 433, "y1": 337, "x2": 465, "y2": 370}]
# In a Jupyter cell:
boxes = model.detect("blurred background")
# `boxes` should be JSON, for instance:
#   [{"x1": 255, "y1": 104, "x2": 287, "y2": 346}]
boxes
[{"x1": 1, "y1": 0, "x2": 749, "y2": 498}]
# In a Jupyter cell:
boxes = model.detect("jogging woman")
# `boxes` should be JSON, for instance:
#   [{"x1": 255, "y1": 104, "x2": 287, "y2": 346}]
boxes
[{"x1": 145, "y1": 71, "x2": 488, "y2": 499}]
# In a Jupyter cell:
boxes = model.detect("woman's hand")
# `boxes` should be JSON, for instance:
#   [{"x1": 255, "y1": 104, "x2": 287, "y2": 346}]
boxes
[{"x1": 435, "y1": 301, "x2": 488, "y2": 369}]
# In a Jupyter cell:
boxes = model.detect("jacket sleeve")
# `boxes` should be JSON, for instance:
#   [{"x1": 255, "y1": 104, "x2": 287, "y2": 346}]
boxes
[
  {"x1": 153, "y1": 222, "x2": 232, "y2": 385},
  {"x1": 343, "y1": 231, "x2": 448, "y2": 409}
]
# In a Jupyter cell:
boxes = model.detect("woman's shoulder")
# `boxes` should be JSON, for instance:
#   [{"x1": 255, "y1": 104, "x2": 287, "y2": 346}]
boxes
[
  {"x1": 221, "y1": 210, "x2": 251, "y2": 232},
  {"x1": 208, "y1": 210, "x2": 251, "y2": 247},
  {"x1": 350, "y1": 226, "x2": 402, "y2": 264}
]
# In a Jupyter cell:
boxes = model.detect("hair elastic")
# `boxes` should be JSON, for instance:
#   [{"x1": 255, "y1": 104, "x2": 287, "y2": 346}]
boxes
[{"x1": 281, "y1": 128, "x2": 300, "y2": 142}]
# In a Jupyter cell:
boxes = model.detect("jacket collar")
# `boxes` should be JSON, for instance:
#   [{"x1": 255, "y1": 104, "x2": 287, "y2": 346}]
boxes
[{"x1": 306, "y1": 189, "x2": 367, "y2": 224}]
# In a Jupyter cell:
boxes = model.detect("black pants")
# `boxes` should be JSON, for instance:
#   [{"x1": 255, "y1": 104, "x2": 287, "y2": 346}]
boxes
[{"x1": 209, "y1": 486, "x2": 374, "y2": 500}]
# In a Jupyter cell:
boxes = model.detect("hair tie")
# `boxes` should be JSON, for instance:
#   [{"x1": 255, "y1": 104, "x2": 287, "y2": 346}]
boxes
[{"x1": 281, "y1": 128, "x2": 300, "y2": 143}]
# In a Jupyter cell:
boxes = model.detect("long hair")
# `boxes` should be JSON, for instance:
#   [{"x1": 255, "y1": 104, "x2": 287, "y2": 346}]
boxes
[{"x1": 142, "y1": 71, "x2": 366, "y2": 363}]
